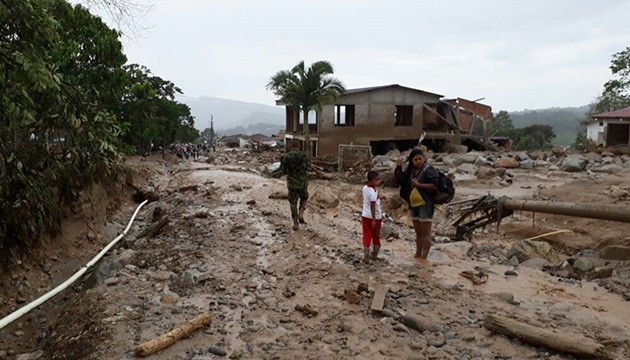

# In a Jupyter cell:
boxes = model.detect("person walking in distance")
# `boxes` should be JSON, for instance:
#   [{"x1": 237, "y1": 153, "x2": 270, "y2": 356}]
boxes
[
  {"x1": 395, "y1": 149, "x2": 438, "y2": 258},
  {"x1": 281, "y1": 151, "x2": 310, "y2": 230},
  {"x1": 361, "y1": 171, "x2": 383, "y2": 263}
]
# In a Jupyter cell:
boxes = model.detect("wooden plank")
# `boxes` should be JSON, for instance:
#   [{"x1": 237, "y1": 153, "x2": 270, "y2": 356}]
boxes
[
  {"x1": 370, "y1": 285, "x2": 387, "y2": 312},
  {"x1": 135, "y1": 312, "x2": 212, "y2": 357},
  {"x1": 483, "y1": 315, "x2": 607, "y2": 358}
]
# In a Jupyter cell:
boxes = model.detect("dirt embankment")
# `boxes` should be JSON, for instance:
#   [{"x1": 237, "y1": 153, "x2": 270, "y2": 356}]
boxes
[{"x1": 1, "y1": 150, "x2": 629, "y2": 360}]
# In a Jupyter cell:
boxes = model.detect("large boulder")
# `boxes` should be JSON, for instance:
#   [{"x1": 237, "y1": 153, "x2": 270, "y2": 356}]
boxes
[
  {"x1": 441, "y1": 155, "x2": 455, "y2": 166},
  {"x1": 456, "y1": 163, "x2": 478, "y2": 175},
  {"x1": 475, "y1": 167, "x2": 507, "y2": 179},
  {"x1": 561, "y1": 155, "x2": 588, "y2": 172},
  {"x1": 506, "y1": 240, "x2": 560, "y2": 263},
  {"x1": 584, "y1": 152, "x2": 603, "y2": 163},
  {"x1": 624, "y1": 160, "x2": 630, "y2": 169},
  {"x1": 573, "y1": 257, "x2": 595, "y2": 273},
  {"x1": 428, "y1": 241, "x2": 474, "y2": 261},
  {"x1": 494, "y1": 157, "x2": 519, "y2": 168},
  {"x1": 519, "y1": 159, "x2": 535, "y2": 169},
  {"x1": 516, "y1": 152, "x2": 531, "y2": 161},
  {"x1": 590, "y1": 164, "x2": 623, "y2": 174},
  {"x1": 455, "y1": 153, "x2": 480, "y2": 165}
]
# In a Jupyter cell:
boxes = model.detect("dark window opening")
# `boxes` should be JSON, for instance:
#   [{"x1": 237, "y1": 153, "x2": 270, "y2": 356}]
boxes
[
  {"x1": 334, "y1": 105, "x2": 355, "y2": 126},
  {"x1": 395, "y1": 105, "x2": 413, "y2": 126},
  {"x1": 599, "y1": 122, "x2": 604, "y2": 126}
]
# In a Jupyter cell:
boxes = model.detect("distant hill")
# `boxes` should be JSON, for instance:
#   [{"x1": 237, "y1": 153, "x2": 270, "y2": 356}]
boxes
[
  {"x1": 177, "y1": 95, "x2": 284, "y2": 132},
  {"x1": 220, "y1": 122, "x2": 285, "y2": 137},
  {"x1": 508, "y1": 105, "x2": 590, "y2": 145}
]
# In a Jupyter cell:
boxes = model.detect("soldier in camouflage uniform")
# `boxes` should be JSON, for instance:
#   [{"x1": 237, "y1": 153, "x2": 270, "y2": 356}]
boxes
[{"x1": 281, "y1": 151, "x2": 310, "y2": 230}]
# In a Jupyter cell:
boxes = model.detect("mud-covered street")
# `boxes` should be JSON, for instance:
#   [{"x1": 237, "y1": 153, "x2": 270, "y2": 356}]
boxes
[{"x1": 1, "y1": 150, "x2": 630, "y2": 360}]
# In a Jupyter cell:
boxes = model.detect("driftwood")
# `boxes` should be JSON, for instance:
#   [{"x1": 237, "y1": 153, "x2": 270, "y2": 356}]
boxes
[
  {"x1": 137, "y1": 216, "x2": 169, "y2": 239},
  {"x1": 483, "y1": 315, "x2": 607, "y2": 358},
  {"x1": 135, "y1": 312, "x2": 212, "y2": 357}
]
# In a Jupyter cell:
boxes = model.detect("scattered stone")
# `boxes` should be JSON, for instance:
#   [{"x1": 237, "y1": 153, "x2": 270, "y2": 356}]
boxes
[
  {"x1": 178, "y1": 184, "x2": 198, "y2": 192},
  {"x1": 393, "y1": 323, "x2": 413, "y2": 336},
  {"x1": 492, "y1": 292, "x2": 520, "y2": 305},
  {"x1": 455, "y1": 153, "x2": 480, "y2": 165},
  {"x1": 246, "y1": 200, "x2": 256, "y2": 205},
  {"x1": 427, "y1": 332, "x2": 446, "y2": 347},
  {"x1": 561, "y1": 155, "x2": 588, "y2": 172},
  {"x1": 14, "y1": 350, "x2": 43, "y2": 360},
  {"x1": 357, "y1": 283, "x2": 369, "y2": 294},
  {"x1": 103, "y1": 277, "x2": 120, "y2": 286},
  {"x1": 83, "y1": 260, "x2": 123, "y2": 290},
  {"x1": 310, "y1": 191, "x2": 340, "y2": 209},
  {"x1": 229, "y1": 184, "x2": 243, "y2": 191},
  {"x1": 520, "y1": 257, "x2": 550, "y2": 270},
  {"x1": 229, "y1": 349, "x2": 244, "y2": 359},
  {"x1": 590, "y1": 267, "x2": 614, "y2": 280},
  {"x1": 295, "y1": 304, "x2": 318, "y2": 317},
  {"x1": 475, "y1": 167, "x2": 507, "y2": 179},
  {"x1": 343, "y1": 291, "x2": 362, "y2": 304},
  {"x1": 16, "y1": 297, "x2": 26, "y2": 304},
  {"x1": 573, "y1": 257, "x2": 594, "y2": 273},
  {"x1": 456, "y1": 163, "x2": 478, "y2": 175},
  {"x1": 159, "y1": 291, "x2": 180, "y2": 305},
  {"x1": 519, "y1": 159, "x2": 535, "y2": 169},
  {"x1": 506, "y1": 240, "x2": 559, "y2": 263},
  {"x1": 506, "y1": 256, "x2": 520, "y2": 267},
  {"x1": 494, "y1": 157, "x2": 519, "y2": 168},
  {"x1": 208, "y1": 347, "x2": 227, "y2": 356},
  {"x1": 504, "y1": 270, "x2": 518, "y2": 277}
]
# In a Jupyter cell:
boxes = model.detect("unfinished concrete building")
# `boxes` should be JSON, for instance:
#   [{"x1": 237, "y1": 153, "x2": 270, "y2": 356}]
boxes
[
  {"x1": 588, "y1": 107, "x2": 630, "y2": 147},
  {"x1": 281, "y1": 84, "x2": 495, "y2": 158}
]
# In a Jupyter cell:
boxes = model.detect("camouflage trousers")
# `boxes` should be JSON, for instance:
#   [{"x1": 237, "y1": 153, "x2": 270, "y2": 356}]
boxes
[{"x1": 288, "y1": 186, "x2": 308, "y2": 219}]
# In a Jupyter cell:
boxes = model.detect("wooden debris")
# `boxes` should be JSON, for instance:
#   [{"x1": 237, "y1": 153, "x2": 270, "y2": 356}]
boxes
[
  {"x1": 370, "y1": 285, "x2": 387, "y2": 312},
  {"x1": 401, "y1": 313, "x2": 432, "y2": 333},
  {"x1": 178, "y1": 184, "x2": 198, "y2": 192},
  {"x1": 483, "y1": 315, "x2": 607, "y2": 358},
  {"x1": 138, "y1": 216, "x2": 169, "y2": 239},
  {"x1": 134, "y1": 312, "x2": 212, "y2": 357}
]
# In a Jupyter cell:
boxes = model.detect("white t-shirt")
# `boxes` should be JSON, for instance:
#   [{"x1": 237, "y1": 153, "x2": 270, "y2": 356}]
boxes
[{"x1": 361, "y1": 185, "x2": 382, "y2": 219}]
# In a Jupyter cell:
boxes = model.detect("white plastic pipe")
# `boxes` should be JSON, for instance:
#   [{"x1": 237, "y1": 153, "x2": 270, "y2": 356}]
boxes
[{"x1": 0, "y1": 199, "x2": 149, "y2": 330}]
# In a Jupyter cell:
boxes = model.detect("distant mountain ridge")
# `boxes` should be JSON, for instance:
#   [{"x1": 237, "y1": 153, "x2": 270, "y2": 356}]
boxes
[
  {"x1": 508, "y1": 105, "x2": 589, "y2": 145},
  {"x1": 177, "y1": 95, "x2": 284, "y2": 133}
]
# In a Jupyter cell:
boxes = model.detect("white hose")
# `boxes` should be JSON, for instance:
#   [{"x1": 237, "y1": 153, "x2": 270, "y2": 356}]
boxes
[{"x1": 0, "y1": 199, "x2": 149, "y2": 330}]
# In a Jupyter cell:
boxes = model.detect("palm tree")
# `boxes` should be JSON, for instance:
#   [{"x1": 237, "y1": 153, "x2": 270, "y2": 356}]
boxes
[{"x1": 267, "y1": 60, "x2": 345, "y2": 156}]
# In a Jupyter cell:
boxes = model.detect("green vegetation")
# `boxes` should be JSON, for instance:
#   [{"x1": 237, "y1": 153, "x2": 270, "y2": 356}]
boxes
[
  {"x1": 267, "y1": 60, "x2": 345, "y2": 155},
  {"x1": 0, "y1": 0, "x2": 198, "y2": 262},
  {"x1": 593, "y1": 46, "x2": 630, "y2": 114}
]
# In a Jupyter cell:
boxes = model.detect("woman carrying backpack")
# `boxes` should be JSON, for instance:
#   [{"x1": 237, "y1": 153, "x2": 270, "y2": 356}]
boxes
[{"x1": 395, "y1": 149, "x2": 439, "y2": 259}]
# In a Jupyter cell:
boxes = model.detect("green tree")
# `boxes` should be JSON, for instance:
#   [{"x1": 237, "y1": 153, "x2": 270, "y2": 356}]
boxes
[
  {"x1": 0, "y1": 0, "x2": 127, "y2": 260},
  {"x1": 119, "y1": 64, "x2": 198, "y2": 152},
  {"x1": 572, "y1": 131, "x2": 587, "y2": 151},
  {"x1": 508, "y1": 124, "x2": 556, "y2": 150},
  {"x1": 267, "y1": 60, "x2": 345, "y2": 156},
  {"x1": 594, "y1": 46, "x2": 630, "y2": 114}
]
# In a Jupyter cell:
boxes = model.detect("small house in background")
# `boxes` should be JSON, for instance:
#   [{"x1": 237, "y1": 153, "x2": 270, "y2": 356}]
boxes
[
  {"x1": 280, "y1": 84, "x2": 495, "y2": 158},
  {"x1": 589, "y1": 107, "x2": 630, "y2": 147}
]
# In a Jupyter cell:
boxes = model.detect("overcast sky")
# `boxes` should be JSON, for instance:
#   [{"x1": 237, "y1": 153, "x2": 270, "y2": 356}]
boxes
[{"x1": 101, "y1": 0, "x2": 630, "y2": 111}]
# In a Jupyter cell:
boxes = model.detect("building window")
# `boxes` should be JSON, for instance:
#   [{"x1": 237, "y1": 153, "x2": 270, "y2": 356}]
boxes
[
  {"x1": 395, "y1": 105, "x2": 413, "y2": 126},
  {"x1": 299, "y1": 110, "x2": 317, "y2": 124},
  {"x1": 599, "y1": 122, "x2": 604, "y2": 126},
  {"x1": 334, "y1": 105, "x2": 355, "y2": 127}
]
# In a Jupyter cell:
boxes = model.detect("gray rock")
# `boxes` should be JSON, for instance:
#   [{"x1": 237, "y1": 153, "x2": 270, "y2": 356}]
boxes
[
  {"x1": 208, "y1": 347, "x2": 227, "y2": 356},
  {"x1": 182, "y1": 268, "x2": 212, "y2": 285},
  {"x1": 519, "y1": 159, "x2": 535, "y2": 169},
  {"x1": 455, "y1": 153, "x2": 480, "y2": 165},
  {"x1": 520, "y1": 258, "x2": 550, "y2": 270},
  {"x1": 14, "y1": 350, "x2": 43, "y2": 360},
  {"x1": 83, "y1": 260, "x2": 122, "y2": 290},
  {"x1": 624, "y1": 160, "x2": 630, "y2": 169},
  {"x1": 380, "y1": 224, "x2": 399, "y2": 239},
  {"x1": 548, "y1": 302, "x2": 574, "y2": 317},
  {"x1": 602, "y1": 156, "x2": 615, "y2": 164},
  {"x1": 584, "y1": 152, "x2": 603, "y2": 163},
  {"x1": 494, "y1": 157, "x2": 519, "y2": 169},
  {"x1": 506, "y1": 240, "x2": 559, "y2": 263},
  {"x1": 427, "y1": 332, "x2": 446, "y2": 347},
  {"x1": 504, "y1": 270, "x2": 518, "y2": 276},
  {"x1": 506, "y1": 256, "x2": 520, "y2": 267},
  {"x1": 562, "y1": 155, "x2": 588, "y2": 172},
  {"x1": 516, "y1": 152, "x2": 531, "y2": 161},
  {"x1": 591, "y1": 164, "x2": 623, "y2": 174},
  {"x1": 573, "y1": 257, "x2": 594, "y2": 273},
  {"x1": 456, "y1": 163, "x2": 478, "y2": 175},
  {"x1": 598, "y1": 245, "x2": 630, "y2": 261},
  {"x1": 441, "y1": 155, "x2": 455, "y2": 166}
]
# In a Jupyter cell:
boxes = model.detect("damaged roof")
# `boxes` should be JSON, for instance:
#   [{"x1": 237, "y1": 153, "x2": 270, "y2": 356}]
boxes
[{"x1": 344, "y1": 84, "x2": 442, "y2": 97}]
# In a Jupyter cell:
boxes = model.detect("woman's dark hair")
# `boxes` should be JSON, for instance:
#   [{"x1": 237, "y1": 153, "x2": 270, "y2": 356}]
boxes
[{"x1": 403, "y1": 149, "x2": 425, "y2": 178}]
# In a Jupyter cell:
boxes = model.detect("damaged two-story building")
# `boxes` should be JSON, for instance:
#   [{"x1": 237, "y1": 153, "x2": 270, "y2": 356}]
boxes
[{"x1": 280, "y1": 84, "x2": 495, "y2": 158}]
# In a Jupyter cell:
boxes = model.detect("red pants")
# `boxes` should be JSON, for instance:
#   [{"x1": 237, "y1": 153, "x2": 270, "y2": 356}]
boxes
[{"x1": 361, "y1": 217, "x2": 382, "y2": 248}]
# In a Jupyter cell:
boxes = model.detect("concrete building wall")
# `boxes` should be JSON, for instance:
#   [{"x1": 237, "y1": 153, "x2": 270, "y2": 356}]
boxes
[
  {"x1": 586, "y1": 122, "x2": 605, "y2": 146},
  {"x1": 317, "y1": 87, "x2": 441, "y2": 157}
]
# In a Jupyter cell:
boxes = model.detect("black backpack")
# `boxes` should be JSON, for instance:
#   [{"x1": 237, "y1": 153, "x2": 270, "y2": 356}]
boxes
[{"x1": 430, "y1": 168, "x2": 455, "y2": 205}]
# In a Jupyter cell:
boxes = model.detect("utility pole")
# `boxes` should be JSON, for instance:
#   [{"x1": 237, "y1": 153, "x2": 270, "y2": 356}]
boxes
[{"x1": 209, "y1": 114, "x2": 215, "y2": 152}]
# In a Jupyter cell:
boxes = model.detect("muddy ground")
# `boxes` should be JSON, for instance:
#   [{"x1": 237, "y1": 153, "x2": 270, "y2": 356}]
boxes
[{"x1": 0, "y1": 150, "x2": 629, "y2": 360}]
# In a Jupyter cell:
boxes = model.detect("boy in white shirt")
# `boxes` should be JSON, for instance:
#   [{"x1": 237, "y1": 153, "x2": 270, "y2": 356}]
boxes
[{"x1": 361, "y1": 171, "x2": 382, "y2": 263}]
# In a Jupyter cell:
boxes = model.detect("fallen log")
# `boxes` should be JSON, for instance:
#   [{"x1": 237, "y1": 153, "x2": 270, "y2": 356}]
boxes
[
  {"x1": 483, "y1": 315, "x2": 607, "y2": 358},
  {"x1": 310, "y1": 165, "x2": 335, "y2": 180},
  {"x1": 135, "y1": 312, "x2": 212, "y2": 357},
  {"x1": 137, "y1": 216, "x2": 169, "y2": 239}
]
